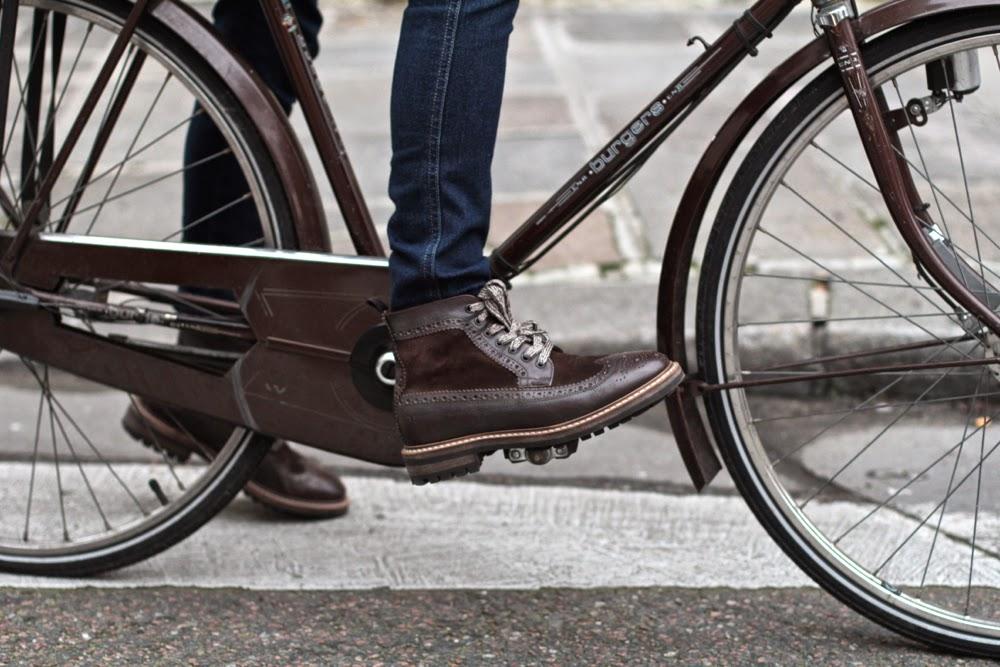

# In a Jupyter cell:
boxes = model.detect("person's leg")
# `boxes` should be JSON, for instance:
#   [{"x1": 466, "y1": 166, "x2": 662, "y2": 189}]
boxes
[
  {"x1": 181, "y1": 0, "x2": 323, "y2": 254},
  {"x1": 387, "y1": 0, "x2": 519, "y2": 310},
  {"x1": 124, "y1": 0, "x2": 350, "y2": 519},
  {"x1": 382, "y1": 0, "x2": 683, "y2": 485}
]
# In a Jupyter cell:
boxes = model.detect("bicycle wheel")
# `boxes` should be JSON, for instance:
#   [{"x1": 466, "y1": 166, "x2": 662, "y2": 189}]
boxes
[
  {"x1": 0, "y1": 0, "x2": 296, "y2": 575},
  {"x1": 699, "y1": 10, "x2": 1000, "y2": 656}
]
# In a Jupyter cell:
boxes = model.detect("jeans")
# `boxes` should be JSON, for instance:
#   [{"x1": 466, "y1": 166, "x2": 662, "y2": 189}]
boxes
[
  {"x1": 387, "y1": 0, "x2": 519, "y2": 309},
  {"x1": 184, "y1": 0, "x2": 518, "y2": 310}
]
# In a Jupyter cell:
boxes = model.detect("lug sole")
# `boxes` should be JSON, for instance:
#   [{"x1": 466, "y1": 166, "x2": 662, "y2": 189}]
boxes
[{"x1": 403, "y1": 362, "x2": 683, "y2": 485}]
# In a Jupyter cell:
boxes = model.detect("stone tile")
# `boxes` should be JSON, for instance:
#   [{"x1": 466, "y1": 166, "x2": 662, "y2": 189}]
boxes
[
  {"x1": 560, "y1": 10, "x2": 692, "y2": 43},
  {"x1": 492, "y1": 134, "x2": 589, "y2": 194},
  {"x1": 499, "y1": 94, "x2": 574, "y2": 135},
  {"x1": 487, "y1": 199, "x2": 622, "y2": 272}
]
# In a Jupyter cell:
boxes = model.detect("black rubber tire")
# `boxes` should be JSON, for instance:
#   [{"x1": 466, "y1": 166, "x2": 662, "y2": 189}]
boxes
[
  {"x1": 698, "y1": 10, "x2": 1000, "y2": 658},
  {"x1": 0, "y1": 0, "x2": 294, "y2": 576}
]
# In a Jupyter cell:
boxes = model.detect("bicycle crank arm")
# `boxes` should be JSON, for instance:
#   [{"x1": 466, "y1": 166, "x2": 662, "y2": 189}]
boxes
[
  {"x1": 820, "y1": 7, "x2": 1000, "y2": 336},
  {"x1": 0, "y1": 232, "x2": 405, "y2": 466}
]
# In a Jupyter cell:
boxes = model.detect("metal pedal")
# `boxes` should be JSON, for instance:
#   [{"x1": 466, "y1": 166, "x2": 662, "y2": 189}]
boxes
[
  {"x1": 505, "y1": 448, "x2": 528, "y2": 464},
  {"x1": 552, "y1": 442, "x2": 578, "y2": 459},
  {"x1": 505, "y1": 442, "x2": 579, "y2": 465},
  {"x1": 527, "y1": 447, "x2": 553, "y2": 465}
]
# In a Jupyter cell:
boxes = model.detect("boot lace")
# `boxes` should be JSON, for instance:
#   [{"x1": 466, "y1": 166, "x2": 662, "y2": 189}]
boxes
[{"x1": 467, "y1": 280, "x2": 554, "y2": 366}]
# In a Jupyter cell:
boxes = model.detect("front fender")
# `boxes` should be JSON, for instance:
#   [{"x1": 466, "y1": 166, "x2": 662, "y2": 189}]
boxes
[{"x1": 658, "y1": 0, "x2": 1000, "y2": 490}]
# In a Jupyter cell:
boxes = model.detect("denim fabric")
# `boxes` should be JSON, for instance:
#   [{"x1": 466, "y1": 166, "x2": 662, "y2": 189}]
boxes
[
  {"x1": 387, "y1": 0, "x2": 519, "y2": 309},
  {"x1": 183, "y1": 0, "x2": 517, "y2": 309}
]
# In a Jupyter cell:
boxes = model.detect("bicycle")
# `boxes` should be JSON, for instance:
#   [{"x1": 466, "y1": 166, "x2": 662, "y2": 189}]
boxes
[{"x1": 3, "y1": 0, "x2": 1000, "y2": 655}]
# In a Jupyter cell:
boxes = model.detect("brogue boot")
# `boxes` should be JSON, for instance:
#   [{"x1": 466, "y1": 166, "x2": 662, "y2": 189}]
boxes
[{"x1": 384, "y1": 280, "x2": 683, "y2": 484}]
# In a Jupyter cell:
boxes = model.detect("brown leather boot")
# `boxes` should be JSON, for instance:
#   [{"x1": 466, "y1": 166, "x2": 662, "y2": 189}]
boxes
[
  {"x1": 122, "y1": 399, "x2": 349, "y2": 518},
  {"x1": 385, "y1": 280, "x2": 683, "y2": 484}
]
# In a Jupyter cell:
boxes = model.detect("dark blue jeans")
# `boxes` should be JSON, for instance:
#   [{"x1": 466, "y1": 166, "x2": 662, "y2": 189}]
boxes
[
  {"x1": 184, "y1": 0, "x2": 518, "y2": 309},
  {"x1": 387, "y1": 0, "x2": 519, "y2": 309}
]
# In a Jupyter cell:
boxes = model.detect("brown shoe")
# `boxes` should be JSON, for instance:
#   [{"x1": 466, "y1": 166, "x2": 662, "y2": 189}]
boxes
[
  {"x1": 384, "y1": 280, "x2": 684, "y2": 484},
  {"x1": 122, "y1": 399, "x2": 349, "y2": 518}
]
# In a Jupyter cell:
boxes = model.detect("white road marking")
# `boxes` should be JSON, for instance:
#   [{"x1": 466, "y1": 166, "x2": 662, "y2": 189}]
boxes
[{"x1": 0, "y1": 468, "x2": 993, "y2": 591}]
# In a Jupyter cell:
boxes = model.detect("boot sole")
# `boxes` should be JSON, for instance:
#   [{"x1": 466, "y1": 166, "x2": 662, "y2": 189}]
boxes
[
  {"x1": 402, "y1": 362, "x2": 685, "y2": 485},
  {"x1": 122, "y1": 403, "x2": 350, "y2": 519}
]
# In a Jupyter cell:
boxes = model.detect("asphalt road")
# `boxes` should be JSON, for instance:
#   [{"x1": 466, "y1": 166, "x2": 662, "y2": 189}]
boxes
[{"x1": 0, "y1": 587, "x2": 990, "y2": 666}]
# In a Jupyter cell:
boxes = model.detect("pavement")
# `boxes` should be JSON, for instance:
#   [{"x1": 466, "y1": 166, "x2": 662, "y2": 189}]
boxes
[{"x1": 5, "y1": 1, "x2": 1000, "y2": 665}]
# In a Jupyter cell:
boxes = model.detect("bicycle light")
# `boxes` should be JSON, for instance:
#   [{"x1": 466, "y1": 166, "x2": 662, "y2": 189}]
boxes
[{"x1": 926, "y1": 50, "x2": 982, "y2": 97}]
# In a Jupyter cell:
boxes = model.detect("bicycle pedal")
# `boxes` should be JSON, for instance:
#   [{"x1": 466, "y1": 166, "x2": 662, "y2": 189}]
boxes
[
  {"x1": 504, "y1": 442, "x2": 578, "y2": 466},
  {"x1": 553, "y1": 442, "x2": 578, "y2": 459},
  {"x1": 505, "y1": 447, "x2": 528, "y2": 464}
]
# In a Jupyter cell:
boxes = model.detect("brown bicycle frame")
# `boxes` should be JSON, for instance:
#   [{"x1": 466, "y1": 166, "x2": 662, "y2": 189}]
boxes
[{"x1": 1, "y1": 0, "x2": 996, "y2": 482}]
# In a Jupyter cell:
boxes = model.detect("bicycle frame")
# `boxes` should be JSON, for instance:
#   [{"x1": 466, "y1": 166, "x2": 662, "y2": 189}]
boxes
[{"x1": 1, "y1": 0, "x2": 997, "y2": 480}]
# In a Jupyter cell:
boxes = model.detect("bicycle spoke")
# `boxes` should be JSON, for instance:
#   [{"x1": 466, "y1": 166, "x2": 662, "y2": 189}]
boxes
[
  {"x1": 798, "y1": 362, "x2": 960, "y2": 508},
  {"x1": 835, "y1": 371, "x2": 988, "y2": 543},
  {"x1": 768, "y1": 342, "x2": 954, "y2": 467},
  {"x1": 21, "y1": 386, "x2": 45, "y2": 542},
  {"x1": 920, "y1": 368, "x2": 985, "y2": 587},
  {"x1": 813, "y1": 135, "x2": 1000, "y2": 284},
  {"x1": 942, "y1": 66, "x2": 983, "y2": 289},
  {"x1": 741, "y1": 312, "x2": 965, "y2": 326},
  {"x1": 966, "y1": 377, "x2": 988, "y2": 613},
  {"x1": 160, "y1": 192, "x2": 252, "y2": 243},
  {"x1": 757, "y1": 334, "x2": 972, "y2": 372},
  {"x1": 1, "y1": 8, "x2": 48, "y2": 163},
  {"x1": 757, "y1": 225, "x2": 971, "y2": 361},
  {"x1": 745, "y1": 272, "x2": 941, "y2": 291},
  {"x1": 46, "y1": 109, "x2": 203, "y2": 217},
  {"x1": 753, "y1": 387, "x2": 997, "y2": 425},
  {"x1": 775, "y1": 183, "x2": 966, "y2": 329},
  {"x1": 49, "y1": 405, "x2": 111, "y2": 531},
  {"x1": 20, "y1": 357, "x2": 146, "y2": 515},
  {"x1": 0, "y1": 186, "x2": 16, "y2": 222},
  {"x1": 82, "y1": 71, "x2": 171, "y2": 235},
  {"x1": 73, "y1": 146, "x2": 231, "y2": 231},
  {"x1": 15, "y1": 21, "x2": 93, "y2": 207},
  {"x1": 59, "y1": 47, "x2": 146, "y2": 229},
  {"x1": 873, "y1": 429, "x2": 1000, "y2": 578},
  {"x1": 42, "y1": 367, "x2": 69, "y2": 542}
]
